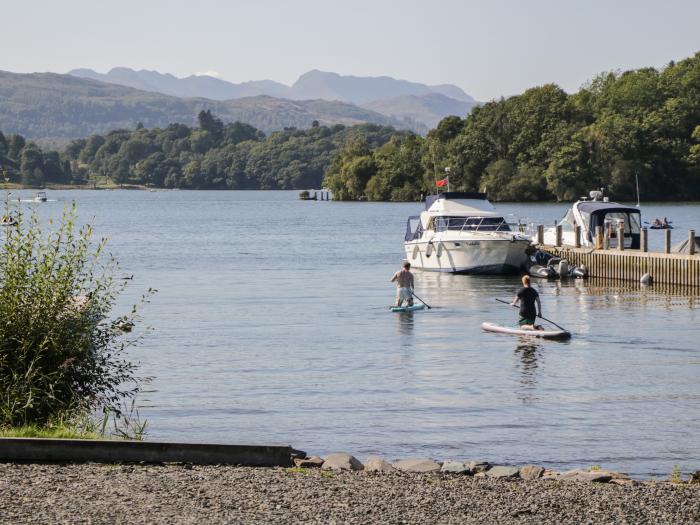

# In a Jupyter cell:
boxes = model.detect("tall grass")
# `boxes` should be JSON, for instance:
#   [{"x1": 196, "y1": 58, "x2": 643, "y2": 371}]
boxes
[{"x1": 0, "y1": 193, "x2": 153, "y2": 431}]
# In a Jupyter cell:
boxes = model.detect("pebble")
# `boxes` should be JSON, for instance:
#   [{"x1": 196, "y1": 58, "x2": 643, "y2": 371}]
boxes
[{"x1": 0, "y1": 463, "x2": 697, "y2": 524}]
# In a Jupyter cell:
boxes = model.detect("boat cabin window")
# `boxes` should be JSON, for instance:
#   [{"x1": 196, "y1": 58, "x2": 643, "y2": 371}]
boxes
[
  {"x1": 603, "y1": 212, "x2": 641, "y2": 235},
  {"x1": 430, "y1": 216, "x2": 511, "y2": 232},
  {"x1": 405, "y1": 216, "x2": 423, "y2": 241}
]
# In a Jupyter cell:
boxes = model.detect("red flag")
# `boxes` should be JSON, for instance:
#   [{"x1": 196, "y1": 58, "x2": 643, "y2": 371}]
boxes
[{"x1": 436, "y1": 177, "x2": 448, "y2": 188}]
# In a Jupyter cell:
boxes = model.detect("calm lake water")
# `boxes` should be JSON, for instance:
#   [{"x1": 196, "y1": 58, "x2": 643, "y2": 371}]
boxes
[{"x1": 15, "y1": 190, "x2": 700, "y2": 477}]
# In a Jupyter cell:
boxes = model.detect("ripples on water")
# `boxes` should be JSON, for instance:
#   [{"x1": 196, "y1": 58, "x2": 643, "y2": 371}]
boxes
[{"x1": 19, "y1": 190, "x2": 700, "y2": 477}]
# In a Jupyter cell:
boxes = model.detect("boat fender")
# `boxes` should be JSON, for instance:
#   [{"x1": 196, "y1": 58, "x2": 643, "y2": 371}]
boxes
[
  {"x1": 640, "y1": 273, "x2": 653, "y2": 285},
  {"x1": 426, "y1": 242, "x2": 433, "y2": 257},
  {"x1": 558, "y1": 259, "x2": 569, "y2": 277},
  {"x1": 412, "y1": 244, "x2": 419, "y2": 260},
  {"x1": 437, "y1": 242, "x2": 444, "y2": 257}
]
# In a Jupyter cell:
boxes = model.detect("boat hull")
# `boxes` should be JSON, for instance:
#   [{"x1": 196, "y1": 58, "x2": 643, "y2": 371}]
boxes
[{"x1": 404, "y1": 238, "x2": 530, "y2": 274}]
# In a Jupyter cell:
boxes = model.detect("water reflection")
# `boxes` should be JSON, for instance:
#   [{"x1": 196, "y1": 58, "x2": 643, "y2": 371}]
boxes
[
  {"x1": 514, "y1": 338, "x2": 542, "y2": 403},
  {"x1": 395, "y1": 311, "x2": 415, "y2": 336}
]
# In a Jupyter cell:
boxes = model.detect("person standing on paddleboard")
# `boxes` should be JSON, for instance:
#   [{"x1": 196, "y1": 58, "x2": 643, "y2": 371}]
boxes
[
  {"x1": 391, "y1": 261, "x2": 415, "y2": 307},
  {"x1": 511, "y1": 275, "x2": 542, "y2": 330}
]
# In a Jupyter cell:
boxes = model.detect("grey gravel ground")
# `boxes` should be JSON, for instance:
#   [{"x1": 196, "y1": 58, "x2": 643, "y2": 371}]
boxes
[{"x1": 0, "y1": 463, "x2": 698, "y2": 524}]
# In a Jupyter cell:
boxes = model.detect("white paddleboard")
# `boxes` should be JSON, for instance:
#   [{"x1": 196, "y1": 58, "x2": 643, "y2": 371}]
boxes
[
  {"x1": 481, "y1": 322, "x2": 571, "y2": 340},
  {"x1": 390, "y1": 304, "x2": 426, "y2": 313}
]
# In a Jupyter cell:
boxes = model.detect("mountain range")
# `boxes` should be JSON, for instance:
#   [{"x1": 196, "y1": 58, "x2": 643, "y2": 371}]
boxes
[
  {"x1": 68, "y1": 68, "x2": 477, "y2": 129},
  {"x1": 0, "y1": 68, "x2": 476, "y2": 144}
]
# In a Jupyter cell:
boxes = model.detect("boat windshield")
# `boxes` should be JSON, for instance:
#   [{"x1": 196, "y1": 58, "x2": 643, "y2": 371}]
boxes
[
  {"x1": 432, "y1": 216, "x2": 511, "y2": 232},
  {"x1": 559, "y1": 208, "x2": 577, "y2": 232}
]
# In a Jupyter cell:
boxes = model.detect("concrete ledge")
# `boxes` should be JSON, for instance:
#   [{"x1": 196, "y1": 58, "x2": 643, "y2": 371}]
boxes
[{"x1": 0, "y1": 438, "x2": 302, "y2": 466}]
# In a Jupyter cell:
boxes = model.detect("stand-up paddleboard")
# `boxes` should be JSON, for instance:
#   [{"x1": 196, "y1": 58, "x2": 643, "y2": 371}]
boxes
[
  {"x1": 481, "y1": 322, "x2": 571, "y2": 340},
  {"x1": 390, "y1": 303, "x2": 426, "y2": 313}
]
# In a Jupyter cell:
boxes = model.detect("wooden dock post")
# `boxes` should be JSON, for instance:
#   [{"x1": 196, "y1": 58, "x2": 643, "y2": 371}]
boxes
[
  {"x1": 603, "y1": 224, "x2": 610, "y2": 250},
  {"x1": 595, "y1": 226, "x2": 603, "y2": 249},
  {"x1": 536, "y1": 225, "x2": 544, "y2": 245},
  {"x1": 664, "y1": 229, "x2": 672, "y2": 254},
  {"x1": 555, "y1": 225, "x2": 562, "y2": 247},
  {"x1": 574, "y1": 225, "x2": 581, "y2": 248},
  {"x1": 640, "y1": 227, "x2": 648, "y2": 253},
  {"x1": 617, "y1": 223, "x2": 625, "y2": 251},
  {"x1": 690, "y1": 230, "x2": 696, "y2": 255}
]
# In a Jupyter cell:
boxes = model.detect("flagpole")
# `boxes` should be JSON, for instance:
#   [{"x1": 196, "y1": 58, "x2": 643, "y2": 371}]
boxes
[{"x1": 445, "y1": 167, "x2": 450, "y2": 192}]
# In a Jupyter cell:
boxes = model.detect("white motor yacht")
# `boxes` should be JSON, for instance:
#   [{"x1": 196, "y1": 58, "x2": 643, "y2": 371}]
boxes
[
  {"x1": 404, "y1": 192, "x2": 530, "y2": 274},
  {"x1": 540, "y1": 190, "x2": 642, "y2": 249},
  {"x1": 33, "y1": 191, "x2": 48, "y2": 202}
]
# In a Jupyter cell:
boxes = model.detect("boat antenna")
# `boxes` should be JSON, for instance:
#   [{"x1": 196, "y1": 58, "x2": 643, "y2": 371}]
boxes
[{"x1": 635, "y1": 171, "x2": 641, "y2": 208}]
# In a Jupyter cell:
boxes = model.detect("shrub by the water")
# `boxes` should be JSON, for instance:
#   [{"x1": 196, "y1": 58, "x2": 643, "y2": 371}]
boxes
[{"x1": 0, "y1": 198, "x2": 151, "y2": 429}]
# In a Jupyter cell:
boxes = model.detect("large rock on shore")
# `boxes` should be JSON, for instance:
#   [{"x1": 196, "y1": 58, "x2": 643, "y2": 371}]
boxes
[
  {"x1": 363, "y1": 456, "x2": 394, "y2": 473},
  {"x1": 393, "y1": 458, "x2": 441, "y2": 473},
  {"x1": 321, "y1": 453, "x2": 363, "y2": 471},
  {"x1": 519, "y1": 465, "x2": 545, "y2": 480},
  {"x1": 559, "y1": 469, "x2": 613, "y2": 483},
  {"x1": 467, "y1": 460, "x2": 491, "y2": 473},
  {"x1": 440, "y1": 460, "x2": 471, "y2": 474},
  {"x1": 294, "y1": 456, "x2": 324, "y2": 468},
  {"x1": 485, "y1": 466, "x2": 520, "y2": 479}
]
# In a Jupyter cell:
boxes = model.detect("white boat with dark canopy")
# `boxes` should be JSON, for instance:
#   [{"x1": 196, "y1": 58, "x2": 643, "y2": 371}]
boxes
[
  {"x1": 540, "y1": 190, "x2": 642, "y2": 249},
  {"x1": 403, "y1": 192, "x2": 530, "y2": 274}
]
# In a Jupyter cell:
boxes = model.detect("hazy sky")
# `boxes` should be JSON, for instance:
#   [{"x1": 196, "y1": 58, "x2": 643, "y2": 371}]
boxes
[{"x1": 4, "y1": 0, "x2": 700, "y2": 100}]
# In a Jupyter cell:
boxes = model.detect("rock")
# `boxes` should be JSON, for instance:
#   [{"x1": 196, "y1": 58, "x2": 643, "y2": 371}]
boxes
[
  {"x1": 393, "y1": 458, "x2": 441, "y2": 474},
  {"x1": 485, "y1": 466, "x2": 520, "y2": 479},
  {"x1": 321, "y1": 453, "x2": 363, "y2": 472},
  {"x1": 560, "y1": 469, "x2": 612, "y2": 483},
  {"x1": 363, "y1": 456, "x2": 394, "y2": 473},
  {"x1": 541, "y1": 469, "x2": 560, "y2": 480},
  {"x1": 440, "y1": 460, "x2": 470, "y2": 474},
  {"x1": 691, "y1": 471, "x2": 700, "y2": 484},
  {"x1": 293, "y1": 456, "x2": 324, "y2": 468},
  {"x1": 519, "y1": 465, "x2": 545, "y2": 480},
  {"x1": 467, "y1": 461, "x2": 491, "y2": 473},
  {"x1": 610, "y1": 478, "x2": 639, "y2": 487}
]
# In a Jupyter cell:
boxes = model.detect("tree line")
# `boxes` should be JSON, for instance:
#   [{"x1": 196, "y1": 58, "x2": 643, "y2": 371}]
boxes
[
  {"x1": 325, "y1": 52, "x2": 700, "y2": 201},
  {"x1": 0, "y1": 113, "x2": 401, "y2": 189}
]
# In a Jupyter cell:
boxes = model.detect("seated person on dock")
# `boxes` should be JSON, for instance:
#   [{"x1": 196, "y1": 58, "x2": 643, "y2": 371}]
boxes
[
  {"x1": 390, "y1": 261, "x2": 414, "y2": 307},
  {"x1": 511, "y1": 275, "x2": 542, "y2": 330}
]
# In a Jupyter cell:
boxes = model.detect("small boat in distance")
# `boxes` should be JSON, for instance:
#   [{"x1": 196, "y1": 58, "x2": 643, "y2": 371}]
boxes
[
  {"x1": 404, "y1": 192, "x2": 530, "y2": 274},
  {"x1": 34, "y1": 191, "x2": 48, "y2": 202},
  {"x1": 540, "y1": 190, "x2": 642, "y2": 249}
]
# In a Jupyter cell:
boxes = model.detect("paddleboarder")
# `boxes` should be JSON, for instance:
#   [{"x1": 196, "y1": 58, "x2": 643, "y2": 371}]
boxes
[
  {"x1": 511, "y1": 275, "x2": 542, "y2": 330},
  {"x1": 391, "y1": 261, "x2": 415, "y2": 307}
]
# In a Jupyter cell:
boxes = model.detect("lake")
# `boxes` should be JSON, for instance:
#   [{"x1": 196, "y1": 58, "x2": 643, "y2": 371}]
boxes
[{"x1": 15, "y1": 189, "x2": 700, "y2": 477}]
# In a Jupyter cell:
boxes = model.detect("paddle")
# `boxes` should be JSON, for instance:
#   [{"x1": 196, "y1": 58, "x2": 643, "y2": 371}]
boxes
[
  {"x1": 495, "y1": 298, "x2": 568, "y2": 332},
  {"x1": 411, "y1": 290, "x2": 432, "y2": 309}
]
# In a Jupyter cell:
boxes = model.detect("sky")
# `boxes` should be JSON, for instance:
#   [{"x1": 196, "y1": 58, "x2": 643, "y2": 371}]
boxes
[{"x1": 4, "y1": 0, "x2": 700, "y2": 100}]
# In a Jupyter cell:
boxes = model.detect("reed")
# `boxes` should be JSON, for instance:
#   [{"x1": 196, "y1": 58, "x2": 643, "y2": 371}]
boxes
[{"x1": 0, "y1": 193, "x2": 153, "y2": 432}]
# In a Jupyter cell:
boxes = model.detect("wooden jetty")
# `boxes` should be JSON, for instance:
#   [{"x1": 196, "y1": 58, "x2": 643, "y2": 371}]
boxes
[{"x1": 535, "y1": 225, "x2": 700, "y2": 287}]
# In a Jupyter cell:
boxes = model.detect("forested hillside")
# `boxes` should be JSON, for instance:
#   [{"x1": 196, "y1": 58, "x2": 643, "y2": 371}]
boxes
[
  {"x1": 325, "y1": 52, "x2": 700, "y2": 202},
  {"x1": 0, "y1": 71, "x2": 418, "y2": 143},
  {"x1": 0, "y1": 113, "x2": 402, "y2": 189}
]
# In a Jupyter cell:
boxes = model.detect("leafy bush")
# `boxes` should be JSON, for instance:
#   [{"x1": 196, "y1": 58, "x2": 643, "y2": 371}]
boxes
[{"x1": 0, "y1": 198, "x2": 151, "y2": 427}]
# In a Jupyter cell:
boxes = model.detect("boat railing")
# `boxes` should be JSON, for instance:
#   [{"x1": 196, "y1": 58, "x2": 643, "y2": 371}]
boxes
[{"x1": 432, "y1": 217, "x2": 512, "y2": 233}]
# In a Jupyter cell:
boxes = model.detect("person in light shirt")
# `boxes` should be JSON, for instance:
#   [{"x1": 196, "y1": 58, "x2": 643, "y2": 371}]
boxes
[{"x1": 390, "y1": 261, "x2": 415, "y2": 307}]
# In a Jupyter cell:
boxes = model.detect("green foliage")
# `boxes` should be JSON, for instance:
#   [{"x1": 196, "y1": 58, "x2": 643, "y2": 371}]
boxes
[
  {"x1": 0, "y1": 200, "x2": 151, "y2": 427},
  {"x1": 325, "y1": 51, "x2": 700, "y2": 201}
]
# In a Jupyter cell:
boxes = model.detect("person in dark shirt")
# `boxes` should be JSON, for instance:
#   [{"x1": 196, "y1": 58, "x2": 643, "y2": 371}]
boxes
[{"x1": 511, "y1": 275, "x2": 542, "y2": 330}]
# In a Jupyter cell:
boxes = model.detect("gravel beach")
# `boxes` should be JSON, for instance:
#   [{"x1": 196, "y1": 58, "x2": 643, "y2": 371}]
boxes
[{"x1": 1, "y1": 463, "x2": 698, "y2": 524}]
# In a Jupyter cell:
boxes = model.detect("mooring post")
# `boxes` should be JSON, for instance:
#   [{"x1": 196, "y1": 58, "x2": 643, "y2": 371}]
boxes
[
  {"x1": 555, "y1": 225, "x2": 562, "y2": 247},
  {"x1": 641, "y1": 227, "x2": 648, "y2": 253},
  {"x1": 664, "y1": 229, "x2": 671, "y2": 254},
  {"x1": 617, "y1": 223, "x2": 625, "y2": 251},
  {"x1": 603, "y1": 225, "x2": 610, "y2": 250},
  {"x1": 690, "y1": 230, "x2": 696, "y2": 255},
  {"x1": 574, "y1": 225, "x2": 581, "y2": 248},
  {"x1": 537, "y1": 224, "x2": 544, "y2": 245},
  {"x1": 595, "y1": 226, "x2": 603, "y2": 249}
]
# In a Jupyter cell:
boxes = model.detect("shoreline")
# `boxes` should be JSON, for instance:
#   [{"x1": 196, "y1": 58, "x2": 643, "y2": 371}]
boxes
[{"x1": 1, "y1": 463, "x2": 698, "y2": 524}]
